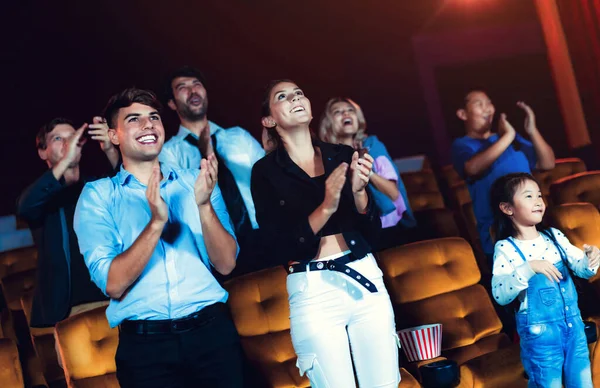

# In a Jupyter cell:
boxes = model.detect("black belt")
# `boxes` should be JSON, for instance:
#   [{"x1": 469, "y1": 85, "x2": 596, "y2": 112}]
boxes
[
  {"x1": 119, "y1": 302, "x2": 226, "y2": 335},
  {"x1": 286, "y1": 254, "x2": 378, "y2": 293}
]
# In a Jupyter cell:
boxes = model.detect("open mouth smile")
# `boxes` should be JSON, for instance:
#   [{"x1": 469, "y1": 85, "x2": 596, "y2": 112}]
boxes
[
  {"x1": 136, "y1": 133, "x2": 158, "y2": 145},
  {"x1": 290, "y1": 105, "x2": 305, "y2": 113}
]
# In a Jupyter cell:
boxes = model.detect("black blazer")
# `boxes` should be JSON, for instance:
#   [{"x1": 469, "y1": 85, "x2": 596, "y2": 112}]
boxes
[
  {"x1": 17, "y1": 170, "x2": 107, "y2": 327},
  {"x1": 251, "y1": 140, "x2": 381, "y2": 266}
]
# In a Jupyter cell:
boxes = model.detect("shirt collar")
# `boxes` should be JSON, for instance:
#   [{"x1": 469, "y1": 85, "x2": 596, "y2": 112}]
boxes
[
  {"x1": 117, "y1": 162, "x2": 178, "y2": 186},
  {"x1": 274, "y1": 137, "x2": 341, "y2": 167},
  {"x1": 273, "y1": 137, "x2": 344, "y2": 185},
  {"x1": 177, "y1": 121, "x2": 224, "y2": 140}
]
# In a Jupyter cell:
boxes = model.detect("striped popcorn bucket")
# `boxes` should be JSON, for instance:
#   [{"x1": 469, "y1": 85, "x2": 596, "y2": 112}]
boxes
[{"x1": 397, "y1": 323, "x2": 442, "y2": 362}]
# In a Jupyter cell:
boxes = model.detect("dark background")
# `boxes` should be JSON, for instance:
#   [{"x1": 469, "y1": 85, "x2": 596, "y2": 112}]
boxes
[{"x1": 2, "y1": 0, "x2": 590, "y2": 216}]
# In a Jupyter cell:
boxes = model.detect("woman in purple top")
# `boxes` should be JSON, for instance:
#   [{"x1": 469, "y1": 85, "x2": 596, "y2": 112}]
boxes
[{"x1": 319, "y1": 97, "x2": 416, "y2": 250}]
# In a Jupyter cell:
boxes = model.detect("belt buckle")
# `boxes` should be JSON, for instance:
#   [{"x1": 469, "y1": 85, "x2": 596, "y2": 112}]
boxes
[
  {"x1": 171, "y1": 316, "x2": 191, "y2": 333},
  {"x1": 326, "y1": 260, "x2": 336, "y2": 270}
]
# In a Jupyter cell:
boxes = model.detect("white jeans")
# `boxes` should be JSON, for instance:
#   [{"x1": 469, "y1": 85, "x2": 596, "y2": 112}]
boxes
[{"x1": 287, "y1": 252, "x2": 401, "y2": 388}]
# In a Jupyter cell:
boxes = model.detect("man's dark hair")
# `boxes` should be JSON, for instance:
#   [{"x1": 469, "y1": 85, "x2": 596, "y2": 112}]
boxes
[
  {"x1": 461, "y1": 88, "x2": 490, "y2": 109},
  {"x1": 36, "y1": 117, "x2": 74, "y2": 150},
  {"x1": 163, "y1": 66, "x2": 207, "y2": 103},
  {"x1": 103, "y1": 88, "x2": 163, "y2": 129}
]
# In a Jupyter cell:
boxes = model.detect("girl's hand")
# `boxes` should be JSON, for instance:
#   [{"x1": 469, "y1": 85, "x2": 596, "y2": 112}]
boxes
[
  {"x1": 583, "y1": 244, "x2": 600, "y2": 268},
  {"x1": 529, "y1": 260, "x2": 563, "y2": 283}
]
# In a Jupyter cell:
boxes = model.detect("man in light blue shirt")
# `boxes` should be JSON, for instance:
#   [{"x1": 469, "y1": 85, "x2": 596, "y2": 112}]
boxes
[
  {"x1": 74, "y1": 88, "x2": 244, "y2": 387},
  {"x1": 159, "y1": 66, "x2": 266, "y2": 276}
]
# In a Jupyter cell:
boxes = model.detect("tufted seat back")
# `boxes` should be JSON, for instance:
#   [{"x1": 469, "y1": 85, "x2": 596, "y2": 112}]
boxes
[
  {"x1": 55, "y1": 306, "x2": 118, "y2": 387},
  {"x1": 533, "y1": 157, "x2": 586, "y2": 198},
  {"x1": 378, "y1": 238, "x2": 509, "y2": 365},
  {"x1": 440, "y1": 165, "x2": 463, "y2": 188},
  {"x1": 225, "y1": 266, "x2": 310, "y2": 388},
  {"x1": 0, "y1": 338, "x2": 23, "y2": 388},
  {"x1": 407, "y1": 192, "x2": 446, "y2": 212},
  {"x1": 0, "y1": 247, "x2": 37, "y2": 280},
  {"x1": 0, "y1": 247, "x2": 38, "y2": 311},
  {"x1": 550, "y1": 171, "x2": 600, "y2": 208},
  {"x1": 401, "y1": 171, "x2": 441, "y2": 194}
]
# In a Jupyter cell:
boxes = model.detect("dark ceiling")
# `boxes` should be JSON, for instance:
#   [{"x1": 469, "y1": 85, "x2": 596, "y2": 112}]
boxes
[{"x1": 2, "y1": 0, "x2": 540, "y2": 214}]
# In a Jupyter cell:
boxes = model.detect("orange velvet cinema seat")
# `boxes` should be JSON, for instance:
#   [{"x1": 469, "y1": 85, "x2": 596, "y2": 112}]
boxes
[
  {"x1": 0, "y1": 337, "x2": 23, "y2": 388},
  {"x1": 550, "y1": 171, "x2": 600, "y2": 208},
  {"x1": 533, "y1": 157, "x2": 586, "y2": 201},
  {"x1": 54, "y1": 305, "x2": 119, "y2": 388},
  {"x1": 225, "y1": 266, "x2": 422, "y2": 387},
  {"x1": 378, "y1": 237, "x2": 526, "y2": 387}
]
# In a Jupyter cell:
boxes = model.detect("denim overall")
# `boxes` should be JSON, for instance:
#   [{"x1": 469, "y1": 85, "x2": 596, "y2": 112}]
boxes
[{"x1": 508, "y1": 232, "x2": 593, "y2": 388}]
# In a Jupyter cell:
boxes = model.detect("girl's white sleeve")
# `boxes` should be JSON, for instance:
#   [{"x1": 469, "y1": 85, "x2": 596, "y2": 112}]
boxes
[
  {"x1": 551, "y1": 228, "x2": 598, "y2": 279},
  {"x1": 491, "y1": 241, "x2": 536, "y2": 306}
]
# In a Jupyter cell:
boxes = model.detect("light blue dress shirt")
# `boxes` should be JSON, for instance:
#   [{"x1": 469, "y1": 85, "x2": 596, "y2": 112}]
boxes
[
  {"x1": 74, "y1": 163, "x2": 238, "y2": 328},
  {"x1": 158, "y1": 122, "x2": 265, "y2": 229}
]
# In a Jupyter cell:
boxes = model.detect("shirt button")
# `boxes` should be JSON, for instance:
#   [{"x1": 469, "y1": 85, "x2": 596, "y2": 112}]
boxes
[
  {"x1": 561, "y1": 288, "x2": 566, "y2": 292},
  {"x1": 568, "y1": 323, "x2": 573, "y2": 328},
  {"x1": 565, "y1": 306, "x2": 569, "y2": 311},
  {"x1": 279, "y1": 200, "x2": 285, "y2": 206},
  {"x1": 299, "y1": 237, "x2": 305, "y2": 243},
  {"x1": 350, "y1": 240, "x2": 356, "y2": 246}
]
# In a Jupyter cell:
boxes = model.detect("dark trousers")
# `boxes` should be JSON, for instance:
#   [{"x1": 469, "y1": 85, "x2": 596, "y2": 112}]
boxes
[{"x1": 115, "y1": 303, "x2": 245, "y2": 388}]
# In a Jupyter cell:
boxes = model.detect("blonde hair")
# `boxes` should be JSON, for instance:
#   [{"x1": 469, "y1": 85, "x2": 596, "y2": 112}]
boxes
[{"x1": 318, "y1": 98, "x2": 367, "y2": 148}]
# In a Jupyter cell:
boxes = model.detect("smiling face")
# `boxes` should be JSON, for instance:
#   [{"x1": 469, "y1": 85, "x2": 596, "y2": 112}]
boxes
[
  {"x1": 457, "y1": 90, "x2": 495, "y2": 134},
  {"x1": 108, "y1": 103, "x2": 164, "y2": 163},
  {"x1": 262, "y1": 81, "x2": 312, "y2": 130},
  {"x1": 329, "y1": 101, "x2": 358, "y2": 138},
  {"x1": 503, "y1": 179, "x2": 545, "y2": 228}
]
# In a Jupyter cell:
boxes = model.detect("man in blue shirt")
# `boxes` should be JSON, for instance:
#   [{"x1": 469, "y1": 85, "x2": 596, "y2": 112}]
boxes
[
  {"x1": 159, "y1": 66, "x2": 266, "y2": 276},
  {"x1": 451, "y1": 90, "x2": 555, "y2": 264},
  {"x1": 74, "y1": 88, "x2": 243, "y2": 387}
]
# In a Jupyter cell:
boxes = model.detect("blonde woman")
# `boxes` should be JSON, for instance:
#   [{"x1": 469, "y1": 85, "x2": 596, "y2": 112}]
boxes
[{"x1": 319, "y1": 97, "x2": 415, "y2": 250}]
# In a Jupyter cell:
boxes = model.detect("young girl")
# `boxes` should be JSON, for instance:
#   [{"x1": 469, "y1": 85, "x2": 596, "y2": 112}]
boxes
[
  {"x1": 490, "y1": 172, "x2": 599, "y2": 387},
  {"x1": 251, "y1": 80, "x2": 400, "y2": 387}
]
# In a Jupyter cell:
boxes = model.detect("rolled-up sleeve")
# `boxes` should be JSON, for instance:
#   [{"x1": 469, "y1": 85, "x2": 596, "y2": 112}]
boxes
[{"x1": 74, "y1": 183, "x2": 122, "y2": 295}]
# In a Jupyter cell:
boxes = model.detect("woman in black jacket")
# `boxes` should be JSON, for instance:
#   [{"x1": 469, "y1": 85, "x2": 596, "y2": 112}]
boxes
[{"x1": 251, "y1": 80, "x2": 400, "y2": 388}]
